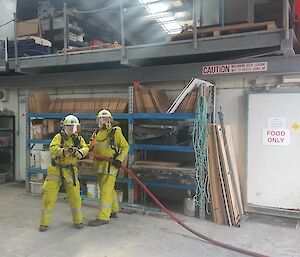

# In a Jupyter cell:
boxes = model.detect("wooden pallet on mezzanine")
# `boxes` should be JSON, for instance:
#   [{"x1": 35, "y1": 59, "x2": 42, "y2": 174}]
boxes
[{"x1": 171, "y1": 21, "x2": 277, "y2": 41}]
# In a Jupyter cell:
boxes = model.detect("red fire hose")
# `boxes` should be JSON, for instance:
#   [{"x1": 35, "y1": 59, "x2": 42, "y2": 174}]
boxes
[{"x1": 88, "y1": 152, "x2": 269, "y2": 257}]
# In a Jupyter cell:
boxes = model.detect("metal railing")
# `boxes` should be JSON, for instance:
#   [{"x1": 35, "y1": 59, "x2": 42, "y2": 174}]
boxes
[{"x1": 5, "y1": 0, "x2": 296, "y2": 66}]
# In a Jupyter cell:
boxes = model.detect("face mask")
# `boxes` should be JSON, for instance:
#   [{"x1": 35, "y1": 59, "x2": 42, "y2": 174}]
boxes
[
  {"x1": 64, "y1": 125, "x2": 77, "y2": 136},
  {"x1": 98, "y1": 117, "x2": 111, "y2": 130}
]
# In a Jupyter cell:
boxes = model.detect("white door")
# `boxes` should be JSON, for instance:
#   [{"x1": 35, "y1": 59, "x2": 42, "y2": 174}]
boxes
[{"x1": 247, "y1": 92, "x2": 300, "y2": 209}]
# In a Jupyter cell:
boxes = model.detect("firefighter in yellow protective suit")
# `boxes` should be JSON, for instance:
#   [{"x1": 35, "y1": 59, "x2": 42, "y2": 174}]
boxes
[
  {"x1": 89, "y1": 109, "x2": 129, "y2": 226},
  {"x1": 39, "y1": 115, "x2": 89, "y2": 232}
]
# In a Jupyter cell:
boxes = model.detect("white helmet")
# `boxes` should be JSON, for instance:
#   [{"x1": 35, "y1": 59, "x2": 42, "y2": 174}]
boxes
[
  {"x1": 96, "y1": 109, "x2": 112, "y2": 120},
  {"x1": 96, "y1": 109, "x2": 113, "y2": 129},
  {"x1": 62, "y1": 115, "x2": 80, "y2": 126}
]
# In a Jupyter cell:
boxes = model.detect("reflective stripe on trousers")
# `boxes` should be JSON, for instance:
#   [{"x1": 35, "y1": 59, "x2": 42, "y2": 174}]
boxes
[
  {"x1": 71, "y1": 208, "x2": 82, "y2": 214},
  {"x1": 41, "y1": 210, "x2": 50, "y2": 215},
  {"x1": 100, "y1": 204, "x2": 112, "y2": 209},
  {"x1": 96, "y1": 169, "x2": 118, "y2": 176}
]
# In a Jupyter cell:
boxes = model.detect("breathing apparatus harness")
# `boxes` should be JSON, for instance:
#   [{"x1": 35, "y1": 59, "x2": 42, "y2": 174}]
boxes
[{"x1": 51, "y1": 130, "x2": 82, "y2": 186}]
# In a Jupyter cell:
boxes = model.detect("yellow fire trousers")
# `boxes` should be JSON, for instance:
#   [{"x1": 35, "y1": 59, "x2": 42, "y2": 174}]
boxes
[
  {"x1": 40, "y1": 176, "x2": 82, "y2": 226},
  {"x1": 97, "y1": 173, "x2": 120, "y2": 221}
]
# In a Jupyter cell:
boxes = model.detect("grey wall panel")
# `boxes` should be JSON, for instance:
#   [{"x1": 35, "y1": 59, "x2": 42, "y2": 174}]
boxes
[
  {"x1": 201, "y1": 0, "x2": 220, "y2": 26},
  {"x1": 201, "y1": 0, "x2": 249, "y2": 27},
  {"x1": 224, "y1": 0, "x2": 249, "y2": 24}
]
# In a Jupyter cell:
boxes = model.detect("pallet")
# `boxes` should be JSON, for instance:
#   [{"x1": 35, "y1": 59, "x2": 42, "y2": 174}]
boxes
[
  {"x1": 171, "y1": 21, "x2": 277, "y2": 41},
  {"x1": 58, "y1": 43, "x2": 121, "y2": 53}
]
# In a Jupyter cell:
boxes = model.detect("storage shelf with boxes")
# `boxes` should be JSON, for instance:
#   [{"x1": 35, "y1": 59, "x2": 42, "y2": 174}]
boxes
[
  {"x1": 127, "y1": 80, "x2": 214, "y2": 216},
  {"x1": 26, "y1": 80, "x2": 215, "y2": 217},
  {"x1": 27, "y1": 93, "x2": 131, "y2": 202}
]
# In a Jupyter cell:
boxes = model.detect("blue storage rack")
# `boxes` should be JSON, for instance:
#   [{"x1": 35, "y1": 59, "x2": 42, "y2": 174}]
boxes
[{"x1": 27, "y1": 112, "x2": 197, "y2": 204}]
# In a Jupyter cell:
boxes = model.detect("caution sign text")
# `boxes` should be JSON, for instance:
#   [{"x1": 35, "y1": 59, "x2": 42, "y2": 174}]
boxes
[{"x1": 202, "y1": 62, "x2": 267, "y2": 75}]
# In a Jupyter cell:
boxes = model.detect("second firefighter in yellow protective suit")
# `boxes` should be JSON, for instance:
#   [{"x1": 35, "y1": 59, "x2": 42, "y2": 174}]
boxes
[
  {"x1": 39, "y1": 115, "x2": 89, "y2": 232},
  {"x1": 89, "y1": 109, "x2": 129, "y2": 226}
]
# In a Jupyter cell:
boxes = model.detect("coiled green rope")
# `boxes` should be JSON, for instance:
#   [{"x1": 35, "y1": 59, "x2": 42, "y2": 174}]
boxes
[{"x1": 192, "y1": 95, "x2": 209, "y2": 215}]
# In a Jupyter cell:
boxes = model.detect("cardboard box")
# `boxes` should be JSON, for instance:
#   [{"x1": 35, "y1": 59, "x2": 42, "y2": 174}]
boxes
[
  {"x1": 32, "y1": 124, "x2": 44, "y2": 139},
  {"x1": 17, "y1": 19, "x2": 42, "y2": 37},
  {"x1": 47, "y1": 120, "x2": 55, "y2": 133}
]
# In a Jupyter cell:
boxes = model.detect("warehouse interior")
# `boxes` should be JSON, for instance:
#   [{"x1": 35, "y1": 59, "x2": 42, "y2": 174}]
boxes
[{"x1": 0, "y1": 0, "x2": 300, "y2": 257}]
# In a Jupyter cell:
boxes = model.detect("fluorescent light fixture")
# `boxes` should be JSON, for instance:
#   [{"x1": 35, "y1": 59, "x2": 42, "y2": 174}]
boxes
[
  {"x1": 139, "y1": 0, "x2": 182, "y2": 35},
  {"x1": 173, "y1": 0, "x2": 183, "y2": 7},
  {"x1": 168, "y1": 29, "x2": 182, "y2": 34},
  {"x1": 147, "y1": 3, "x2": 169, "y2": 13},
  {"x1": 144, "y1": 11, "x2": 173, "y2": 20},
  {"x1": 163, "y1": 22, "x2": 181, "y2": 30},
  {"x1": 139, "y1": 0, "x2": 159, "y2": 3},
  {"x1": 174, "y1": 11, "x2": 190, "y2": 19},
  {"x1": 158, "y1": 16, "x2": 175, "y2": 22}
]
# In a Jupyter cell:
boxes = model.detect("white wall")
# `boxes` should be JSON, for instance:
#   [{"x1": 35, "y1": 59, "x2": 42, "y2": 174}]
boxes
[
  {"x1": 214, "y1": 78, "x2": 249, "y2": 196},
  {"x1": 0, "y1": 0, "x2": 16, "y2": 39},
  {"x1": 213, "y1": 76, "x2": 296, "y2": 209}
]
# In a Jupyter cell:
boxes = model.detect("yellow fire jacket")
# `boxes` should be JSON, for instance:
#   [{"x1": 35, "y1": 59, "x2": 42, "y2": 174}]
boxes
[
  {"x1": 47, "y1": 132, "x2": 89, "y2": 178},
  {"x1": 90, "y1": 126, "x2": 129, "y2": 176}
]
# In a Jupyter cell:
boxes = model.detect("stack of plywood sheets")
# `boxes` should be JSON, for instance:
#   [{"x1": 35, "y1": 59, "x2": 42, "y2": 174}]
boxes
[
  {"x1": 49, "y1": 98, "x2": 128, "y2": 113},
  {"x1": 208, "y1": 124, "x2": 243, "y2": 226},
  {"x1": 134, "y1": 86, "x2": 170, "y2": 113},
  {"x1": 29, "y1": 92, "x2": 51, "y2": 114},
  {"x1": 168, "y1": 79, "x2": 212, "y2": 113},
  {"x1": 175, "y1": 89, "x2": 199, "y2": 113}
]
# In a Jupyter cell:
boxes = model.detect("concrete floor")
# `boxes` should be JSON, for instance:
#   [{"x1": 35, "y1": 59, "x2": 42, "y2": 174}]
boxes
[{"x1": 0, "y1": 182, "x2": 299, "y2": 257}]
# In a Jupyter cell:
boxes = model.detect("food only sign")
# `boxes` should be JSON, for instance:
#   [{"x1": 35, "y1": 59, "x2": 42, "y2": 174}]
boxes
[{"x1": 262, "y1": 129, "x2": 290, "y2": 146}]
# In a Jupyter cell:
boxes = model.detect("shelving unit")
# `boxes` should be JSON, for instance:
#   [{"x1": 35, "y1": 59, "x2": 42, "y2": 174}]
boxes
[
  {"x1": 26, "y1": 112, "x2": 133, "y2": 203},
  {"x1": 0, "y1": 115, "x2": 15, "y2": 182},
  {"x1": 26, "y1": 82, "x2": 214, "y2": 215},
  {"x1": 26, "y1": 111, "x2": 197, "y2": 204},
  {"x1": 127, "y1": 82, "x2": 215, "y2": 218},
  {"x1": 127, "y1": 112, "x2": 198, "y2": 206},
  {"x1": 41, "y1": 11, "x2": 87, "y2": 52}
]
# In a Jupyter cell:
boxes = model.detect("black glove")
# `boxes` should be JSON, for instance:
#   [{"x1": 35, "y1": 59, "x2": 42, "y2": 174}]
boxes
[{"x1": 112, "y1": 159, "x2": 122, "y2": 169}]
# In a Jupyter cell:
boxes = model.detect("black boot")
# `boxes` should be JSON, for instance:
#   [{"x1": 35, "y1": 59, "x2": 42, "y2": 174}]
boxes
[
  {"x1": 110, "y1": 212, "x2": 118, "y2": 218},
  {"x1": 39, "y1": 225, "x2": 48, "y2": 232},
  {"x1": 74, "y1": 223, "x2": 83, "y2": 229},
  {"x1": 89, "y1": 219, "x2": 109, "y2": 226}
]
